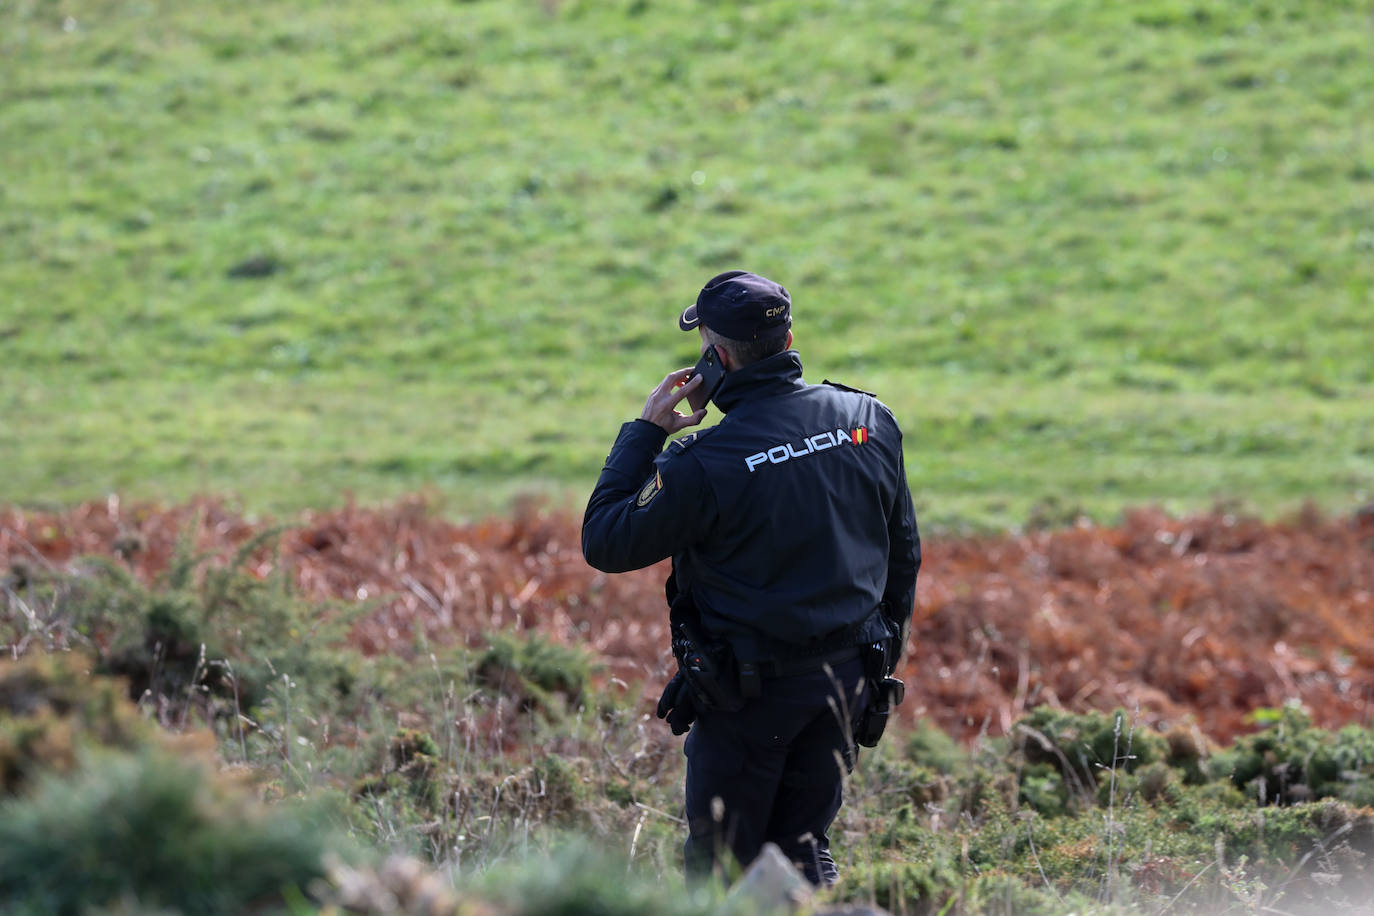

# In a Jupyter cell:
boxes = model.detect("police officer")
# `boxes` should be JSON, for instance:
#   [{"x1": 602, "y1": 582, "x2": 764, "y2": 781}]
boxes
[{"x1": 582, "y1": 270, "x2": 920, "y2": 886}]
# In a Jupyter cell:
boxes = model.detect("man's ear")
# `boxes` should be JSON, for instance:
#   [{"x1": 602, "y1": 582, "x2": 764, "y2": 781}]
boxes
[
  {"x1": 715, "y1": 343, "x2": 736, "y2": 371},
  {"x1": 786, "y1": 330, "x2": 794, "y2": 349}
]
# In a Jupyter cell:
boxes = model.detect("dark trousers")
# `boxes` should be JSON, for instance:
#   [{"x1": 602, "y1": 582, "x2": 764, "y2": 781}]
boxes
[{"x1": 682, "y1": 655, "x2": 868, "y2": 886}]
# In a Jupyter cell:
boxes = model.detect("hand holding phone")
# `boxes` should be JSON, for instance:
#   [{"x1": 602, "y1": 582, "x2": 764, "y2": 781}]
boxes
[{"x1": 685, "y1": 345, "x2": 726, "y2": 412}]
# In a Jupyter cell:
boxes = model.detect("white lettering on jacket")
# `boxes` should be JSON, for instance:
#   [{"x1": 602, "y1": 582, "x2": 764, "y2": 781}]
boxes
[{"x1": 744, "y1": 427, "x2": 867, "y2": 472}]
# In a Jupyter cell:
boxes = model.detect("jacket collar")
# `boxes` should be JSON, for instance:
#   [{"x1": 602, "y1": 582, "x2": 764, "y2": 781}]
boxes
[{"x1": 712, "y1": 350, "x2": 806, "y2": 414}]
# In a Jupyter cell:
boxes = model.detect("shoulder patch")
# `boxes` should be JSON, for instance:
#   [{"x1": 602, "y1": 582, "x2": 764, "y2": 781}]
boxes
[
  {"x1": 821, "y1": 378, "x2": 877, "y2": 397},
  {"x1": 667, "y1": 426, "x2": 718, "y2": 454},
  {"x1": 635, "y1": 470, "x2": 664, "y2": 508}
]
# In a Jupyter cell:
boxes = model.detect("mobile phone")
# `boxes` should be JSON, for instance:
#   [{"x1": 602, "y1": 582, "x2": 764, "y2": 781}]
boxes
[{"x1": 686, "y1": 345, "x2": 726, "y2": 411}]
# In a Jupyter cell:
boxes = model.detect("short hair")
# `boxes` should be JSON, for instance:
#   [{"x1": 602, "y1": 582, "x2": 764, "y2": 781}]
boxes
[{"x1": 702, "y1": 326, "x2": 790, "y2": 367}]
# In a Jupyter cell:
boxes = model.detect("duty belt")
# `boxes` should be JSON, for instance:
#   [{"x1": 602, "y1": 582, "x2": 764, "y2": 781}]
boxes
[{"x1": 755, "y1": 646, "x2": 862, "y2": 679}]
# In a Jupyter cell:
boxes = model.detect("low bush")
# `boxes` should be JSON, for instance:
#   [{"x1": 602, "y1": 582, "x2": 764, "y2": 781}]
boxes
[
  {"x1": 476, "y1": 629, "x2": 596, "y2": 717},
  {"x1": 0, "y1": 747, "x2": 346, "y2": 915},
  {"x1": 474, "y1": 840, "x2": 741, "y2": 916},
  {"x1": 0, "y1": 652, "x2": 155, "y2": 796},
  {"x1": 1208, "y1": 706, "x2": 1374, "y2": 805},
  {"x1": 5, "y1": 530, "x2": 363, "y2": 724},
  {"x1": 830, "y1": 706, "x2": 1374, "y2": 914},
  {"x1": 1013, "y1": 708, "x2": 1168, "y2": 814}
]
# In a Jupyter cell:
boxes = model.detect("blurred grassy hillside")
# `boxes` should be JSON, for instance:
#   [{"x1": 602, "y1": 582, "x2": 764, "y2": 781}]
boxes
[{"x1": 1, "y1": 0, "x2": 1370, "y2": 528}]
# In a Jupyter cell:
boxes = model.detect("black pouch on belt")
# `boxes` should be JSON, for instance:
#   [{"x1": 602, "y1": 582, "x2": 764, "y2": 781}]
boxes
[{"x1": 669, "y1": 593, "x2": 745, "y2": 713}]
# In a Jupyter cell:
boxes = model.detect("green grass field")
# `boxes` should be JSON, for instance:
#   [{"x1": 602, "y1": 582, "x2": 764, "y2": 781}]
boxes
[{"x1": 2, "y1": 0, "x2": 1371, "y2": 529}]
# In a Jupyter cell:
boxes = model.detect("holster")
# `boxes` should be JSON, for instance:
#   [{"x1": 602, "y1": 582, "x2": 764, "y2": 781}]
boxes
[
  {"x1": 854, "y1": 612, "x2": 905, "y2": 747},
  {"x1": 668, "y1": 587, "x2": 745, "y2": 713},
  {"x1": 854, "y1": 676, "x2": 905, "y2": 747}
]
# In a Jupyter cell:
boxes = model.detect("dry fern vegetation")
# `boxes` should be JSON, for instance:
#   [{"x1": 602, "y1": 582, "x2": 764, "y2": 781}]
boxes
[{"x1": 4, "y1": 499, "x2": 1374, "y2": 914}]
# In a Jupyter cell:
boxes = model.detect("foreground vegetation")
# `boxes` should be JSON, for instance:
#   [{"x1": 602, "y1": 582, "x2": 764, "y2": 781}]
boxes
[
  {"x1": 3, "y1": 0, "x2": 1372, "y2": 528},
  {"x1": 6, "y1": 537, "x2": 1374, "y2": 914}
]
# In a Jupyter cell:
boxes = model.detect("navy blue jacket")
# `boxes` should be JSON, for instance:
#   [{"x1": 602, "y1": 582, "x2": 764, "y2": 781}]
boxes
[{"x1": 582, "y1": 351, "x2": 920, "y2": 659}]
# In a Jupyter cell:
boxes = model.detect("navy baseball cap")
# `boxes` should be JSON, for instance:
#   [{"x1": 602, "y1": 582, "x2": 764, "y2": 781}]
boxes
[{"x1": 678, "y1": 270, "x2": 792, "y2": 341}]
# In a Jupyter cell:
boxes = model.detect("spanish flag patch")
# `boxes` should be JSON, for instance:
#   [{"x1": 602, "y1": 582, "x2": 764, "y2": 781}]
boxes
[
  {"x1": 852, "y1": 426, "x2": 869, "y2": 445},
  {"x1": 635, "y1": 470, "x2": 664, "y2": 508}
]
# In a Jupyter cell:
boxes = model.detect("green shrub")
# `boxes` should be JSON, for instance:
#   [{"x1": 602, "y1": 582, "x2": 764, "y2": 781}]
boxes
[
  {"x1": 1134, "y1": 761, "x2": 1181, "y2": 806},
  {"x1": 1014, "y1": 708, "x2": 1168, "y2": 814},
  {"x1": 859, "y1": 739, "x2": 958, "y2": 813},
  {"x1": 1019, "y1": 761, "x2": 1073, "y2": 818},
  {"x1": 963, "y1": 872, "x2": 1087, "y2": 916},
  {"x1": 1162, "y1": 724, "x2": 1211, "y2": 786},
  {"x1": 840, "y1": 834, "x2": 964, "y2": 915},
  {"x1": 0, "y1": 653, "x2": 156, "y2": 797},
  {"x1": 473, "y1": 840, "x2": 737, "y2": 916},
  {"x1": 0, "y1": 748, "x2": 345, "y2": 915},
  {"x1": 21, "y1": 531, "x2": 362, "y2": 718},
  {"x1": 904, "y1": 717, "x2": 968, "y2": 776},
  {"x1": 477, "y1": 629, "x2": 595, "y2": 716},
  {"x1": 1208, "y1": 707, "x2": 1374, "y2": 805},
  {"x1": 353, "y1": 728, "x2": 447, "y2": 814}
]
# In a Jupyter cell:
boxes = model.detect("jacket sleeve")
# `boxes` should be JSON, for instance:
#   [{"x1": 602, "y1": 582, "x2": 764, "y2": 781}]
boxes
[
  {"x1": 582, "y1": 420, "x2": 716, "y2": 573},
  {"x1": 883, "y1": 445, "x2": 921, "y2": 664}
]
